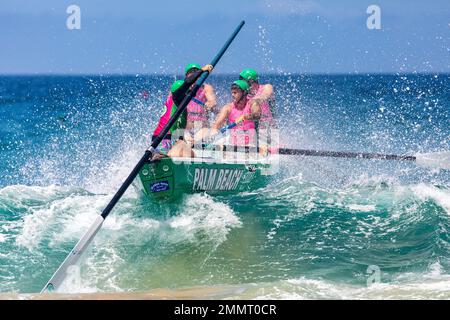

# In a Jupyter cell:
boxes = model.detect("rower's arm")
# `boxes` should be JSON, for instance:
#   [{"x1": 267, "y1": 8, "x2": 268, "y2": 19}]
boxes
[
  {"x1": 212, "y1": 104, "x2": 231, "y2": 131},
  {"x1": 253, "y1": 84, "x2": 273, "y2": 101},
  {"x1": 172, "y1": 70, "x2": 203, "y2": 106},
  {"x1": 203, "y1": 84, "x2": 217, "y2": 111},
  {"x1": 247, "y1": 100, "x2": 262, "y2": 120},
  {"x1": 173, "y1": 65, "x2": 214, "y2": 106}
]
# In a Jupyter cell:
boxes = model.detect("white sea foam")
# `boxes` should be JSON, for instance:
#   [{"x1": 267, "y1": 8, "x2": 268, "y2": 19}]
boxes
[
  {"x1": 168, "y1": 194, "x2": 241, "y2": 244},
  {"x1": 41, "y1": 193, "x2": 241, "y2": 293},
  {"x1": 15, "y1": 191, "x2": 109, "y2": 250},
  {"x1": 243, "y1": 276, "x2": 450, "y2": 300},
  {"x1": 3, "y1": 177, "x2": 449, "y2": 296},
  {"x1": 412, "y1": 184, "x2": 450, "y2": 214},
  {"x1": 347, "y1": 204, "x2": 377, "y2": 212},
  {"x1": 426, "y1": 261, "x2": 443, "y2": 279},
  {"x1": 5, "y1": 277, "x2": 450, "y2": 299},
  {"x1": 84, "y1": 143, "x2": 144, "y2": 195},
  {"x1": 0, "y1": 184, "x2": 71, "y2": 203}
]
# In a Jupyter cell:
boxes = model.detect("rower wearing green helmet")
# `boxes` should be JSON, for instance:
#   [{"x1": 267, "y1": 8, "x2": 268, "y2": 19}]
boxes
[
  {"x1": 152, "y1": 63, "x2": 214, "y2": 158},
  {"x1": 239, "y1": 68, "x2": 275, "y2": 122},
  {"x1": 204, "y1": 80, "x2": 262, "y2": 147},
  {"x1": 184, "y1": 63, "x2": 202, "y2": 75},
  {"x1": 183, "y1": 62, "x2": 217, "y2": 144},
  {"x1": 239, "y1": 68, "x2": 277, "y2": 155}
]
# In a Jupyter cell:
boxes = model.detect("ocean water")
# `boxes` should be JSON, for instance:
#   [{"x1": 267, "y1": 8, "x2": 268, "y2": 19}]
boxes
[{"x1": 0, "y1": 74, "x2": 449, "y2": 299}]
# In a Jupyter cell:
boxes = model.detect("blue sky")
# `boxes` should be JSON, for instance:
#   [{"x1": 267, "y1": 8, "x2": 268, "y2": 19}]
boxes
[{"x1": 0, "y1": 0, "x2": 448, "y2": 74}]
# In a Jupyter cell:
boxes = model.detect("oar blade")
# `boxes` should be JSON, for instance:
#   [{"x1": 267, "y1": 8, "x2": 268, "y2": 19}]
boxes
[
  {"x1": 41, "y1": 215, "x2": 104, "y2": 293},
  {"x1": 415, "y1": 151, "x2": 450, "y2": 170}
]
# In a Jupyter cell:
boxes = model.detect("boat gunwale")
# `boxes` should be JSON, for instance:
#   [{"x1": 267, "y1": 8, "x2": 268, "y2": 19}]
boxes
[{"x1": 166, "y1": 155, "x2": 275, "y2": 165}]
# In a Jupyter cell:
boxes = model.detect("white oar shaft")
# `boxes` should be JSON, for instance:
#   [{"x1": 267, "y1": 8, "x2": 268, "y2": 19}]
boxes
[{"x1": 41, "y1": 215, "x2": 104, "y2": 293}]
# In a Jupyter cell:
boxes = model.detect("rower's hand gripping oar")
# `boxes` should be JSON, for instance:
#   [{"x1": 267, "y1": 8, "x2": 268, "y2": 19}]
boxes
[
  {"x1": 218, "y1": 114, "x2": 252, "y2": 134},
  {"x1": 200, "y1": 114, "x2": 247, "y2": 149},
  {"x1": 41, "y1": 20, "x2": 246, "y2": 293},
  {"x1": 199, "y1": 121, "x2": 239, "y2": 149}
]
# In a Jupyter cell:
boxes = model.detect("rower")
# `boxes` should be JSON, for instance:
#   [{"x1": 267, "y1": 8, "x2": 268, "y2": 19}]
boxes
[
  {"x1": 183, "y1": 62, "x2": 217, "y2": 143},
  {"x1": 208, "y1": 80, "x2": 261, "y2": 149},
  {"x1": 239, "y1": 68, "x2": 277, "y2": 155},
  {"x1": 151, "y1": 63, "x2": 214, "y2": 159}
]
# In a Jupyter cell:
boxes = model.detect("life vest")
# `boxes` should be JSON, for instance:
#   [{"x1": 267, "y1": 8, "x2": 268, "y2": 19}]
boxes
[
  {"x1": 253, "y1": 84, "x2": 275, "y2": 127},
  {"x1": 152, "y1": 93, "x2": 186, "y2": 139},
  {"x1": 186, "y1": 86, "x2": 208, "y2": 122},
  {"x1": 153, "y1": 94, "x2": 174, "y2": 138},
  {"x1": 227, "y1": 98, "x2": 256, "y2": 146}
]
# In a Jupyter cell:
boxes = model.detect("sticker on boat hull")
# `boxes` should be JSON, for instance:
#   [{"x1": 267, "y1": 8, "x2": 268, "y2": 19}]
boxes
[
  {"x1": 193, "y1": 168, "x2": 244, "y2": 191},
  {"x1": 150, "y1": 181, "x2": 170, "y2": 193}
]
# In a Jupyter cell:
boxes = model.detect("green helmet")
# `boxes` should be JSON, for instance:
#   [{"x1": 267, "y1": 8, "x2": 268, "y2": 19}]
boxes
[
  {"x1": 171, "y1": 80, "x2": 184, "y2": 93},
  {"x1": 239, "y1": 68, "x2": 258, "y2": 82},
  {"x1": 231, "y1": 80, "x2": 250, "y2": 92},
  {"x1": 185, "y1": 62, "x2": 201, "y2": 75}
]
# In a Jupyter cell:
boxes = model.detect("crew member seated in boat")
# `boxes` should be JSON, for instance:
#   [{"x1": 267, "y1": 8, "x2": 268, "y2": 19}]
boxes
[
  {"x1": 151, "y1": 63, "x2": 214, "y2": 159},
  {"x1": 239, "y1": 68, "x2": 277, "y2": 155},
  {"x1": 206, "y1": 80, "x2": 262, "y2": 149},
  {"x1": 183, "y1": 63, "x2": 217, "y2": 144}
]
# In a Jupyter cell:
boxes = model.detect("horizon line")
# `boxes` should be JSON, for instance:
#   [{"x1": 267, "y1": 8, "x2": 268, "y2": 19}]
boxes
[{"x1": 0, "y1": 72, "x2": 449, "y2": 77}]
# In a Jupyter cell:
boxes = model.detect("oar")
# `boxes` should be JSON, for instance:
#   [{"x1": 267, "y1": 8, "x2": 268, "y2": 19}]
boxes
[
  {"x1": 219, "y1": 122, "x2": 238, "y2": 134},
  {"x1": 214, "y1": 122, "x2": 239, "y2": 137},
  {"x1": 279, "y1": 148, "x2": 416, "y2": 160},
  {"x1": 41, "y1": 20, "x2": 246, "y2": 293},
  {"x1": 191, "y1": 97, "x2": 206, "y2": 106},
  {"x1": 196, "y1": 121, "x2": 449, "y2": 170},
  {"x1": 198, "y1": 122, "x2": 239, "y2": 150},
  {"x1": 277, "y1": 148, "x2": 450, "y2": 169},
  {"x1": 202, "y1": 144, "x2": 450, "y2": 170}
]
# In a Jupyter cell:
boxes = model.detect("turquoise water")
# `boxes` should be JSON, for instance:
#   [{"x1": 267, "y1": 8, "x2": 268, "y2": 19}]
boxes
[{"x1": 0, "y1": 74, "x2": 449, "y2": 298}]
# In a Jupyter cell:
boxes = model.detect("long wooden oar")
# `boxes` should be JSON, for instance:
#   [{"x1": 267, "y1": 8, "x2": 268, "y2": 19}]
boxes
[{"x1": 41, "y1": 21, "x2": 246, "y2": 293}]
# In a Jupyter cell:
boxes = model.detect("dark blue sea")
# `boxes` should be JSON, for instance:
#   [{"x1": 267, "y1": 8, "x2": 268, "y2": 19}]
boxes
[{"x1": 0, "y1": 74, "x2": 449, "y2": 298}]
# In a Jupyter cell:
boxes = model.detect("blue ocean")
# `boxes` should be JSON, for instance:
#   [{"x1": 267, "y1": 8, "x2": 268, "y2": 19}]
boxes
[{"x1": 0, "y1": 74, "x2": 449, "y2": 298}]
